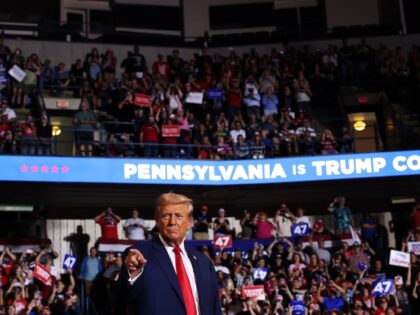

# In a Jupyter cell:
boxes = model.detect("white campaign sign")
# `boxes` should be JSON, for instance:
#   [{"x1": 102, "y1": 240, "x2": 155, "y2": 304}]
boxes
[
  {"x1": 185, "y1": 92, "x2": 204, "y2": 104},
  {"x1": 389, "y1": 249, "x2": 410, "y2": 268},
  {"x1": 8, "y1": 65, "x2": 26, "y2": 83},
  {"x1": 408, "y1": 242, "x2": 420, "y2": 255}
]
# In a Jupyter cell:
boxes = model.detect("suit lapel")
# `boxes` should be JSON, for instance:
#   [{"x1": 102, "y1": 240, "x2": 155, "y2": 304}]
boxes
[
  {"x1": 186, "y1": 248, "x2": 204, "y2": 314},
  {"x1": 150, "y1": 239, "x2": 184, "y2": 307}
]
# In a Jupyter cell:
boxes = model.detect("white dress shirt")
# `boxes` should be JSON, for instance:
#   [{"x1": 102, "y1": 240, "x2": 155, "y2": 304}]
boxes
[{"x1": 128, "y1": 234, "x2": 200, "y2": 314}]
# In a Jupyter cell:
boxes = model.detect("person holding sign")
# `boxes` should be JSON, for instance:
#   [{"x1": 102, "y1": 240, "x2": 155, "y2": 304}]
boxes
[{"x1": 121, "y1": 192, "x2": 222, "y2": 315}]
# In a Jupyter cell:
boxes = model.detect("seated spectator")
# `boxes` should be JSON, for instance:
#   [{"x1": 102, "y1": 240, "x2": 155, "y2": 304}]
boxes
[
  {"x1": 320, "y1": 128, "x2": 338, "y2": 155},
  {"x1": 233, "y1": 134, "x2": 250, "y2": 160},
  {"x1": 293, "y1": 70, "x2": 313, "y2": 115},
  {"x1": 229, "y1": 120, "x2": 246, "y2": 144},
  {"x1": 250, "y1": 131, "x2": 265, "y2": 159}
]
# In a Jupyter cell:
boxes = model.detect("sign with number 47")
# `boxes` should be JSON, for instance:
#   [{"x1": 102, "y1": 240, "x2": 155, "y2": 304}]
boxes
[
  {"x1": 291, "y1": 223, "x2": 310, "y2": 237},
  {"x1": 371, "y1": 279, "x2": 394, "y2": 296},
  {"x1": 63, "y1": 254, "x2": 77, "y2": 270},
  {"x1": 213, "y1": 235, "x2": 232, "y2": 249}
]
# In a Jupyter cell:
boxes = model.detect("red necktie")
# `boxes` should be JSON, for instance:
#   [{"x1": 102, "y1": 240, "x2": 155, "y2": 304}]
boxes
[{"x1": 173, "y1": 245, "x2": 197, "y2": 315}]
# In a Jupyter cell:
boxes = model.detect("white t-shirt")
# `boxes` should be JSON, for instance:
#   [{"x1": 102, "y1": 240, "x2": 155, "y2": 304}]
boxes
[
  {"x1": 276, "y1": 216, "x2": 293, "y2": 237},
  {"x1": 124, "y1": 218, "x2": 147, "y2": 240}
]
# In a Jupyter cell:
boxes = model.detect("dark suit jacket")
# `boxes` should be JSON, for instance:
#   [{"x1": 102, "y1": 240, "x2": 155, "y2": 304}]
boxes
[{"x1": 120, "y1": 238, "x2": 222, "y2": 315}]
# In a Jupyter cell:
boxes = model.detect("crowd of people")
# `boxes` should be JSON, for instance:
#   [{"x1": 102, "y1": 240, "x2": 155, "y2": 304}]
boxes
[
  {"x1": 1, "y1": 37, "x2": 419, "y2": 157},
  {"x1": 1, "y1": 199, "x2": 419, "y2": 315}
]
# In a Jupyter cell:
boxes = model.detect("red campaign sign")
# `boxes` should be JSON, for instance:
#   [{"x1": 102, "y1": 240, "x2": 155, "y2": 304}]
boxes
[
  {"x1": 242, "y1": 285, "x2": 265, "y2": 300},
  {"x1": 213, "y1": 234, "x2": 232, "y2": 249},
  {"x1": 56, "y1": 99, "x2": 69, "y2": 109},
  {"x1": 134, "y1": 93, "x2": 151, "y2": 107},
  {"x1": 33, "y1": 262, "x2": 51, "y2": 285},
  {"x1": 162, "y1": 125, "x2": 180, "y2": 137}
]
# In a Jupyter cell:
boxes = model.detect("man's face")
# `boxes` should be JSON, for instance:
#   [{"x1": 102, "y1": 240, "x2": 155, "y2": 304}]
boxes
[{"x1": 157, "y1": 203, "x2": 192, "y2": 246}]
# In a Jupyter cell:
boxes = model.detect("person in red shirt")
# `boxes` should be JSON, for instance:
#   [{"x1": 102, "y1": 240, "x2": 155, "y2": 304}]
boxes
[
  {"x1": 140, "y1": 115, "x2": 160, "y2": 158},
  {"x1": 161, "y1": 114, "x2": 179, "y2": 158},
  {"x1": 226, "y1": 79, "x2": 242, "y2": 120},
  {"x1": 152, "y1": 54, "x2": 170, "y2": 81},
  {"x1": 94, "y1": 207, "x2": 121, "y2": 240},
  {"x1": 411, "y1": 204, "x2": 420, "y2": 229}
]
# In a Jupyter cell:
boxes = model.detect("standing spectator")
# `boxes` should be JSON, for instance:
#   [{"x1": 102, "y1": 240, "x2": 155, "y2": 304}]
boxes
[
  {"x1": 348, "y1": 242, "x2": 370, "y2": 275},
  {"x1": 411, "y1": 204, "x2": 420, "y2": 230},
  {"x1": 1, "y1": 101, "x2": 17, "y2": 125},
  {"x1": 54, "y1": 62, "x2": 70, "y2": 96},
  {"x1": 275, "y1": 204, "x2": 294, "y2": 237},
  {"x1": 36, "y1": 115, "x2": 52, "y2": 155},
  {"x1": 94, "y1": 207, "x2": 121, "y2": 240},
  {"x1": 338, "y1": 126, "x2": 354, "y2": 153},
  {"x1": 213, "y1": 208, "x2": 232, "y2": 236},
  {"x1": 20, "y1": 115, "x2": 37, "y2": 155},
  {"x1": 131, "y1": 45, "x2": 147, "y2": 74},
  {"x1": 226, "y1": 79, "x2": 242, "y2": 120},
  {"x1": 140, "y1": 115, "x2": 160, "y2": 158},
  {"x1": 240, "y1": 210, "x2": 255, "y2": 239},
  {"x1": 152, "y1": 54, "x2": 170, "y2": 81},
  {"x1": 123, "y1": 208, "x2": 148, "y2": 241},
  {"x1": 73, "y1": 101, "x2": 97, "y2": 156},
  {"x1": 293, "y1": 70, "x2": 313, "y2": 115},
  {"x1": 80, "y1": 247, "x2": 103, "y2": 297},
  {"x1": 328, "y1": 196, "x2": 352, "y2": 234},
  {"x1": 254, "y1": 212, "x2": 276, "y2": 240},
  {"x1": 193, "y1": 205, "x2": 212, "y2": 240},
  {"x1": 261, "y1": 87, "x2": 279, "y2": 117},
  {"x1": 243, "y1": 77, "x2": 261, "y2": 120}
]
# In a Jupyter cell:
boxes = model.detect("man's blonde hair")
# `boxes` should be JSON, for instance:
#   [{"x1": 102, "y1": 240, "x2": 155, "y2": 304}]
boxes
[{"x1": 155, "y1": 192, "x2": 193, "y2": 220}]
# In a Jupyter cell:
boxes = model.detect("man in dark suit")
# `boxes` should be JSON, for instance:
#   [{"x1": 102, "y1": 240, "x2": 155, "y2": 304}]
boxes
[{"x1": 121, "y1": 192, "x2": 222, "y2": 315}]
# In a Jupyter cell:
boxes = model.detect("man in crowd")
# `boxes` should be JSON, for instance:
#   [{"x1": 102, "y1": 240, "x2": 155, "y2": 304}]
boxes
[
  {"x1": 94, "y1": 207, "x2": 122, "y2": 240},
  {"x1": 123, "y1": 208, "x2": 149, "y2": 241}
]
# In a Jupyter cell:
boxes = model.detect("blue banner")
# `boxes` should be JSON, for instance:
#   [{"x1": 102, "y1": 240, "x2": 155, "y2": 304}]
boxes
[
  {"x1": 207, "y1": 88, "x2": 223, "y2": 100},
  {"x1": 0, "y1": 150, "x2": 419, "y2": 185}
]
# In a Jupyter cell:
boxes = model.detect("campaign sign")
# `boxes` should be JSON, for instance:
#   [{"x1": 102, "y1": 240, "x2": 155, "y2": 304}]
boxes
[
  {"x1": 134, "y1": 93, "x2": 151, "y2": 107},
  {"x1": 185, "y1": 92, "x2": 204, "y2": 104},
  {"x1": 252, "y1": 268, "x2": 269, "y2": 281},
  {"x1": 408, "y1": 242, "x2": 420, "y2": 255},
  {"x1": 291, "y1": 223, "x2": 310, "y2": 237},
  {"x1": 57, "y1": 99, "x2": 69, "y2": 109},
  {"x1": 213, "y1": 235, "x2": 232, "y2": 249},
  {"x1": 33, "y1": 262, "x2": 51, "y2": 285},
  {"x1": 162, "y1": 125, "x2": 180, "y2": 137},
  {"x1": 208, "y1": 88, "x2": 223, "y2": 100},
  {"x1": 63, "y1": 254, "x2": 77, "y2": 270},
  {"x1": 371, "y1": 279, "x2": 394, "y2": 296},
  {"x1": 242, "y1": 285, "x2": 265, "y2": 300},
  {"x1": 8, "y1": 65, "x2": 26, "y2": 83},
  {"x1": 389, "y1": 249, "x2": 410, "y2": 268}
]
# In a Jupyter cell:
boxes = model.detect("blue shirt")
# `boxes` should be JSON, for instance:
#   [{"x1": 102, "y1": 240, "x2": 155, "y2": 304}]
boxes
[
  {"x1": 323, "y1": 297, "x2": 344, "y2": 311},
  {"x1": 262, "y1": 94, "x2": 279, "y2": 111}
]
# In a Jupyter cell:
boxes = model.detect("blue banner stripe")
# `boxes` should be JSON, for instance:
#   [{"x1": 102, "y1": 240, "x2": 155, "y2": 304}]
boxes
[{"x1": 0, "y1": 150, "x2": 419, "y2": 185}]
